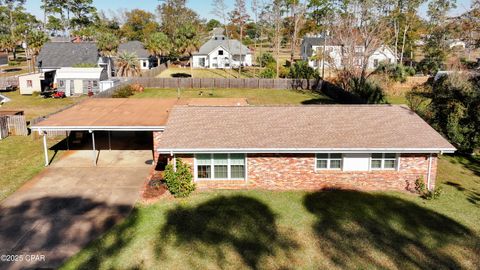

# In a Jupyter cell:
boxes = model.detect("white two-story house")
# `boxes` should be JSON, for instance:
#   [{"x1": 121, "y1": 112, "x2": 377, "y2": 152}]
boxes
[
  {"x1": 301, "y1": 36, "x2": 397, "y2": 70},
  {"x1": 192, "y1": 30, "x2": 252, "y2": 69}
]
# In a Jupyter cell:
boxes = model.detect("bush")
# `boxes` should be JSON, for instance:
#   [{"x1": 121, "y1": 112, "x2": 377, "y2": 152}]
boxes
[
  {"x1": 347, "y1": 77, "x2": 386, "y2": 104},
  {"x1": 8, "y1": 61, "x2": 20, "y2": 66},
  {"x1": 416, "y1": 57, "x2": 444, "y2": 75},
  {"x1": 257, "y1": 52, "x2": 276, "y2": 67},
  {"x1": 405, "y1": 66, "x2": 416, "y2": 76},
  {"x1": 415, "y1": 177, "x2": 443, "y2": 200},
  {"x1": 130, "y1": 83, "x2": 144, "y2": 92},
  {"x1": 288, "y1": 60, "x2": 318, "y2": 80},
  {"x1": 259, "y1": 67, "x2": 276, "y2": 78},
  {"x1": 163, "y1": 158, "x2": 195, "y2": 198},
  {"x1": 112, "y1": 85, "x2": 134, "y2": 98},
  {"x1": 373, "y1": 63, "x2": 414, "y2": 83}
]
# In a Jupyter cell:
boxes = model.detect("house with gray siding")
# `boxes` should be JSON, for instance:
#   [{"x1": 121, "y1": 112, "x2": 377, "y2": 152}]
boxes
[{"x1": 118, "y1": 41, "x2": 155, "y2": 70}]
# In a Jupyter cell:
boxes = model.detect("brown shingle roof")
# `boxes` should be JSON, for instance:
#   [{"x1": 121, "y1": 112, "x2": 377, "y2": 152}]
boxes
[
  {"x1": 31, "y1": 98, "x2": 248, "y2": 130},
  {"x1": 156, "y1": 105, "x2": 455, "y2": 152}
]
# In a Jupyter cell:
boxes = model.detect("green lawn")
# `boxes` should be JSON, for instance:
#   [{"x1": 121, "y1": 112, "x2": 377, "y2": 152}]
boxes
[
  {"x1": 386, "y1": 94, "x2": 408, "y2": 105},
  {"x1": 61, "y1": 155, "x2": 480, "y2": 270},
  {"x1": 0, "y1": 90, "x2": 80, "y2": 200},
  {"x1": 0, "y1": 136, "x2": 64, "y2": 201},
  {"x1": 1, "y1": 90, "x2": 84, "y2": 120},
  {"x1": 133, "y1": 88, "x2": 333, "y2": 105}
]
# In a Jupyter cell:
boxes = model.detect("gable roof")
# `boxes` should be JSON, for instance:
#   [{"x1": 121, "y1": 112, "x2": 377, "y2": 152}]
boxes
[
  {"x1": 156, "y1": 105, "x2": 455, "y2": 153},
  {"x1": 194, "y1": 37, "x2": 250, "y2": 55},
  {"x1": 37, "y1": 42, "x2": 99, "y2": 68},
  {"x1": 118, "y1": 41, "x2": 150, "y2": 58}
]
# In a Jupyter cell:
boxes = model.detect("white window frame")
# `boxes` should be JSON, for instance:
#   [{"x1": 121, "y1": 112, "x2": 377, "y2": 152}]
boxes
[
  {"x1": 370, "y1": 153, "x2": 399, "y2": 171},
  {"x1": 194, "y1": 153, "x2": 247, "y2": 181},
  {"x1": 315, "y1": 153, "x2": 343, "y2": 171}
]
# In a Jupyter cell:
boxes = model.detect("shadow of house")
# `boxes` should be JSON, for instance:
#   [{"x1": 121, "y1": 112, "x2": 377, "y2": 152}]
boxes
[
  {"x1": 156, "y1": 195, "x2": 297, "y2": 269},
  {"x1": 303, "y1": 189, "x2": 480, "y2": 269},
  {"x1": 0, "y1": 196, "x2": 134, "y2": 269}
]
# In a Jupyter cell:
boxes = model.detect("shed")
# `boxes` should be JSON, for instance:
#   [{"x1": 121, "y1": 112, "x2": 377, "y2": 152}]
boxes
[
  {"x1": 19, "y1": 73, "x2": 43, "y2": 94},
  {"x1": 55, "y1": 67, "x2": 107, "y2": 96}
]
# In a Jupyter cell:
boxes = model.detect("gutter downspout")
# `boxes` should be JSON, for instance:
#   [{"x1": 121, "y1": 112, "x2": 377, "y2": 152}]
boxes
[{"x1": 427, "y1": 153, "x2": 433, "y2": 191}]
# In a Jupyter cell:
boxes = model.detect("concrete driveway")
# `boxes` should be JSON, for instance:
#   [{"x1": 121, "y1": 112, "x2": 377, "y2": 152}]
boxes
[{"x1": 0, "y1": 150, "x2": 152, "y2": 270}]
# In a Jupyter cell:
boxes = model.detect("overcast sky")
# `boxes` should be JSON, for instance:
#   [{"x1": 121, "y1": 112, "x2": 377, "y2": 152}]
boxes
[{"x1": 24, "y1": 0, "x2": 474, "y2": 22}]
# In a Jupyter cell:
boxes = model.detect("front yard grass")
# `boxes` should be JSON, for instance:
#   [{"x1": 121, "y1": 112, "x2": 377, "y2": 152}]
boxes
[
  {"x1": 61, "y1": 154, "x2": 480, "y2": 270},
  {"x1": 133, "y1": 88, "x2": 333, "y2": 105}
]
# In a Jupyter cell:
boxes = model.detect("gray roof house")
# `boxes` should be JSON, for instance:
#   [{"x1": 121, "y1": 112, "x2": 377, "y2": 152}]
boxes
[
  {"x1": 37, "y1": 42, "x2": 100, "y2": 70},
  {"x1": 192, "y1": 31, "x2": 252, "y2": 69},
  {"x1": 22, "y1": 42, "x2": 115, "y2": 96},
  {"x1": 118, "y1": 41, "x2": 155, "y2": 70}
]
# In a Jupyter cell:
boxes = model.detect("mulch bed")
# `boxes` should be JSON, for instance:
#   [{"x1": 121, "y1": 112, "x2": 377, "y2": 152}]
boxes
[{"x1": 141, "y1": 178, "x2": 172, "y2": 204}]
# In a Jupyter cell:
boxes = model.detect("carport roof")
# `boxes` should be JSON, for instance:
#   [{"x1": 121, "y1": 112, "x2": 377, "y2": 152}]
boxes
[{"x1": 31, "y1": 98, "x2": 248, "y2": 131}]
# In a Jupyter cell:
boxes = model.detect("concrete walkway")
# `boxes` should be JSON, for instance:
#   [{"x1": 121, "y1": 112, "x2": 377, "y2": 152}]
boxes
[{"x1": 0, "y1": 150, "x2": 152, "y2": 270}]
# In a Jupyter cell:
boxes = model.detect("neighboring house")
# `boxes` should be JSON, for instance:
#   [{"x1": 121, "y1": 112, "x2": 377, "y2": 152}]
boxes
[
  {"x1": 155, "y1": 105, "x2": 455, "y2": 191},
  {"x1": 118, "y1": 41, "x2": 156, "y2": 70},
  {"x1": 301, "y1": 36, "x2": 397, "y2": 70},
  {"x1": 192, "y1": 30, "x2": 252, "y2": 69},
  {"x1": 18, "y1": 42, "x2": 114, "y2": 96}
]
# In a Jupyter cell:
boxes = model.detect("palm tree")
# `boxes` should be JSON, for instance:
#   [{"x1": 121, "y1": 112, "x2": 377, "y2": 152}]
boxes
[
  {"x1": 26, "y1": 30, "x2": 49, "y2": 72},
  {"x1": 116, "y1": 51, "x2": 141, "y2": 77},
  {"x1": 145, "y1": 32, "x2": 171, "y2": 65},
  {"x1": 0, "y1": 34, "x2": 15, "y2": 60},
  {"x1": 96, "y1": 32, "x2": 119, "y2": 57}
]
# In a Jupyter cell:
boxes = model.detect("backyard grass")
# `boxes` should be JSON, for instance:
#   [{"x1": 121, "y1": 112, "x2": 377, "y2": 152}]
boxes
[
  {"x1": 0, "y1": 136, "x2": 64, "y2": 201},
  {"x1": 157, "y1": 67, "x2": 252, "y2": 78},
  {"x1": 386, "y1": 94, "x2": 408, "y2": 104},
  {"x1": 133, "y1": 88, "x2": 333, "y2": 105},
  {"x1": 0, "y1": 90, "x2": 80, "y2": 200},
  {"x1": 0, "y1": 90, "x2": 84, "y2": 120},
  {"x1": 61, "y1": 154, "x2": 480, "y2": 270}
]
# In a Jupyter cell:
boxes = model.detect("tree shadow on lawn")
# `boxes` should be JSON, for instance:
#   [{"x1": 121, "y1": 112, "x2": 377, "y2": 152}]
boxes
[
  {"x1": 0, "y1": 196, "x2": 134, "y2": 270},
  {"x1": 304, "y1": 189, "x2": 480, "y2": 269},
  {"x1": 156, "y1": 195, "x2": 298, "y2": 270},
  {"x1": 449, "y1": 154, "x2": 480, "y2": 178}
]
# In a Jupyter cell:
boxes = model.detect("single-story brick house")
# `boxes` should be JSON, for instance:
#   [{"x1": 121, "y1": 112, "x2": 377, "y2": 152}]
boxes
[
  {"x1": 155, "y1": 105, "x2": 455, "y2": 191},
  {"x1": 31, "y1": 99, "x2": 455, "y2": 192}
]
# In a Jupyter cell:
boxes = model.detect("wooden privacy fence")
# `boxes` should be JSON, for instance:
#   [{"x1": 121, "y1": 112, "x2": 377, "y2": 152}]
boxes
[
  {"x1": 0, "y1": 115, "x2": 28, "y2": 139},
  {"x1": 0, "y1": 117, "x2": 8, "y2": 139},
  {"x1": 140, "y1": 61, "x2": 170, "y2": 77},
  {"x1": 127, "y1": 78, "x2": 318, "y2": 90},
  {"x1": 30, "y1": 116, "x2": 71, "y2": 138}
]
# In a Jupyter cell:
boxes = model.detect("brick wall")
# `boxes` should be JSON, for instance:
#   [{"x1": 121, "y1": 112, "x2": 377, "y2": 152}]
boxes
[
  {"x1": 246, "y1": 153, "x2": 437, "y2": 191},
  {"x1": 157, "y1": 152, "x2": 438, "y2": 192}
]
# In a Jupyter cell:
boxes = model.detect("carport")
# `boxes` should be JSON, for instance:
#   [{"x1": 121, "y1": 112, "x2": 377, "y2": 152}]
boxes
[{"x1": 31, "y1": 98, "x2": 179, "y2": 166}]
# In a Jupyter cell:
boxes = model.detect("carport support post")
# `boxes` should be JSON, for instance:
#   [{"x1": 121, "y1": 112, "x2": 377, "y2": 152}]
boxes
[
  {"x1": 108, "y1": 131, "x2": 111, "y2": 151},
  {"x1": 90, "y1": 130, "x2": 97, "y2": 166},
  {"x1": 42, "y1": 131, "x2": 49, "y2": 166},
  {"x1": 65, "y1": 131, "x2": 69, "y2": 150}
]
